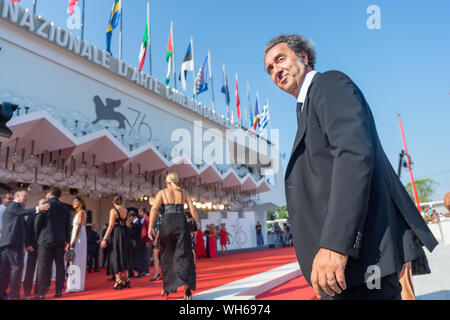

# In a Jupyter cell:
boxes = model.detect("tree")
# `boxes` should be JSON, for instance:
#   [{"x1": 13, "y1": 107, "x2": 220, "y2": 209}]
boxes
[
  {"x1": 267, "y1": 205, "x2": 288, "y2": 220},
  {"x1": 404, "y1": 178, "x2": 438, "y2": 203}
]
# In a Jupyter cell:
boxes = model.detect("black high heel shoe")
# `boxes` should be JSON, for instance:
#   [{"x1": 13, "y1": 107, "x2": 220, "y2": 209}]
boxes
[
  {"x1": 150, "y1": 273, "x2": 160, "y2": 281},
  {"x1": 122, "y1": 277, "x2": 130, "y2": 289},
  {"x1": 160, "y1": 289, "x2": 169, "y2": 299},
  {"x1": 113, "y1": 280, "x2": 122, "y2": 290},
  {"x1": 184, "y1": 288, "x2": 192, "y2": 300}
]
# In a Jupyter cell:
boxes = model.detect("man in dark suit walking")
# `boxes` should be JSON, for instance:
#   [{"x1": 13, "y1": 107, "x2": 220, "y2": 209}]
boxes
[
  {"x1": 264, "y1": 34, "x2": 438, "y2": 300},
  {"x1": 34, "y1": 187, "x2": 71, "y2": 299},
  {"x1": 0, "y1": 191, "x2": 49, "y2": 299}
]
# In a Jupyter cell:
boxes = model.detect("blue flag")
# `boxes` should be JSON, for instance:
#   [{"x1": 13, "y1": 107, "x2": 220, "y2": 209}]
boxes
[
  {"x1": 106, "y1": 0, "x2": 121, "y2": 55},
  {"x1": 221, "y1": 65, "x2": 230, "y2": 106},
  {"x1": 194, "y1": 53, "x2": 211, "y2": 96}
]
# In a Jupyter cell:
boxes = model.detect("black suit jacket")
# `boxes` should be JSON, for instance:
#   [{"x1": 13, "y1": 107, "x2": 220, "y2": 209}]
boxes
[
  {"x1": 87, "y1": 230, "x2": 100, "y2": 253},
  {"x1": 25, "y1": 213, "x2": 37, "y2": 249},
  {"x1": 0, "y1": 202, "x2": 36, "y2": 249},
  {"x1": 35, "y1": 198, "x2": 71, "y2": 247},
  {"x1": 285, "y1": 70, "x2": 438, "y2": 288},
  {"x1": 130, "y1": 219, "x2": 142, "y2": 249}
]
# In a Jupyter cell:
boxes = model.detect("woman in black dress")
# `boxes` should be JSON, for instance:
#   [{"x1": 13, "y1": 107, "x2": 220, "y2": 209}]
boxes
[
  {"x1": 149, "y1": 172, "x2": 200, "y2": 300},
  {"x1": 100, "y1": 195, "x2": 132, "y2": 290}
]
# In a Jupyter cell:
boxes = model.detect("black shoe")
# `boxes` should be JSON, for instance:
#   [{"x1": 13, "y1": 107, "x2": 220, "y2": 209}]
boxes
[
  {"x1": 23, "y1": 291, "x2": 32, "y2": 297},
  {"x1": 54, "y1": 290, "x2": 62, "y2": 298},
  {"x1": 87, "y1": 269, "x2": 92, "y2": 273},
  {"x1": 94, "y1": 269, "x2": 100, "y2": 272},
  {"x1": 150, "y1": 273, "x2": 160, "y2": 281},
  {"x1": 183, "y1": 288, "x2": 192, "y2": 300},
  {"x1": 107, "y1": 276, "x2": 115, "y2": 281},
  {"x1": 8, "y1": 296, "x2": 21, "y2": 300},
  {"x1": 32, "y1": 294, "x2": 45, "y2": 300}
]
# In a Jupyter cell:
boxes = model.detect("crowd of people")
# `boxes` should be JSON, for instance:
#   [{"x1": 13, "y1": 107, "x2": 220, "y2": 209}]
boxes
[
  {"x1": 266, "y1": 222, "x2": 293, "y2": 248},
  {"x1": 0, "y1": 172, "x2": 252, "y2": 300}
]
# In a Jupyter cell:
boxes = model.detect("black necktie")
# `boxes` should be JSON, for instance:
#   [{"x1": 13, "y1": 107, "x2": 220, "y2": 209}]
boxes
[{"x1": 296, "y1": 102, "x2": 303, "y2": 126}]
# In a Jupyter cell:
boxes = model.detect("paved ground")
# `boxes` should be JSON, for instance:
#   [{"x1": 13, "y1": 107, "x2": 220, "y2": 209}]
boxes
[{"x1": 413, "y1": 243, "x2": 450, "y2": 300}]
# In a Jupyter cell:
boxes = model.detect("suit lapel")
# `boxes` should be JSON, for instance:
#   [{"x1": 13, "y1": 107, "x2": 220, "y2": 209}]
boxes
[{"x1": 284, "y1": 73, "x2": 320, "y2": 181}]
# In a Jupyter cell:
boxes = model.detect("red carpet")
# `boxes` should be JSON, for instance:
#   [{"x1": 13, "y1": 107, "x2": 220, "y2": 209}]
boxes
[
  {"x1": 256, "y1": 275, "x2": 317, "y2": 300},
  {"x1": 22, "y1": 247, "x2": 306, "y2": 300}
]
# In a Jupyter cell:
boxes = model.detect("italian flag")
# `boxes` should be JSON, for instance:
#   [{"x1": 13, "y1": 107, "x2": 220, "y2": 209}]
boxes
[
  {"x1": 165, "y1": 21, "x2": 174, "y2": 85},
  {"x1": 68, "y1": 0, "x2": 80, "y2": 16},
  {"x1": 138, "y1": 1, "x2": 150, "y2": 71},
  {"x1": 235, "y1": 73, "x2": 241, "y2": 121}
]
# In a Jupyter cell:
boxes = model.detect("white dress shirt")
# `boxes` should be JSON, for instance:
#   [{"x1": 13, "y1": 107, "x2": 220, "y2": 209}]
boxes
[{"x1": 297, "y1": 70, "x2": 318, "y2": 108}]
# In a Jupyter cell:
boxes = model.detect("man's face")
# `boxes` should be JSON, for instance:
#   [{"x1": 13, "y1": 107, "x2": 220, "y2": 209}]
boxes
[
  {"x1": 17, "y1": 192, "x2": 28, "y2": 207},
  {"x1": 138, "y1": 210, "x2": 144, "y2": 218},
  {"x1": 3, "y1": 193, "x2": 13, "y2": 206},
  {"x1": 265, "y1": 43, "x2": 307, "y2": 97}
]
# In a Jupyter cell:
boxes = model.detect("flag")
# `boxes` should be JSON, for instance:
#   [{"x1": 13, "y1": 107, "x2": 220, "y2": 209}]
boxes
[
  {"x1": 259, "y1": 101, "x2": 270, "y2": 129},
  {"x1": 221, "y1": 64, "x2": 230, "y2": 106},
  {"x1": 68, "y1": 0, "x2": 79, "y2": 16},
  {"x1": 235, "y1": 74, "x2": 241, "y2": 122},
  {"x1": 138, "y1": 1, "x2": 150, "y2": 71},
  {"x1": 194, "y1": 53, "x2": 211, "y2": 96},
  {"x1": 179, "y1": 40, "x2": 194, "y2": 91},
  {"x1": 106, "y1": 0, "x2": 121, "y2": 56},
  {"x1": 165, "y1": 21, "x2": 174, "y2": 85},
  {"x1": 253, "y1": 92, "x2": 260, "y2": 130},
  {"x1": 11, "y1": 0, "x2": 21, "y2": 2},
  {"x1": 230, "y1": 110, "x2": 234, "y2": 123},
  {"x1": 247, "y1": 83, "x2": 253, "y2": 129}
]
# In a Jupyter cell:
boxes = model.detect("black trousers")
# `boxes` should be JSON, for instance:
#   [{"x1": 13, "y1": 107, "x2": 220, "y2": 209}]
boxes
[
  {"x1": 36, "y1": 244, "x2": 65, "y2": 295},
  {"x1": 23, "y1": 248, "x2": 38, "y2": 295},
  {"x1": 321, "y1": 272, "x2": 402, "y2": 300},
  {"x1": 0, "y1": 246, "x2": 24, "y2": 299},
  {"x1": 87, "y1": 247, "x2": 99, "y2": 270}
]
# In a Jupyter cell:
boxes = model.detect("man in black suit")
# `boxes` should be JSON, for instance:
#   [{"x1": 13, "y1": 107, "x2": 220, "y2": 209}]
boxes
[
  {"x1": 87, "y1": 224, "x2": 100, "y2": 273},
  {"x1": 127, "y1": 211, "x2": 142, "y2": 277},
  {"x1": 0, "y1": 191, "x2": 49, "y2": 299},
  {"x1": 22, "y1": 199, "x2": 46, "y2": 297},
  {"x1": 34, "y1": 187, "x2": 71, "y2": 299},
  {"x1": 264, "y1": 34, "x2": 438, "y2": 300}
]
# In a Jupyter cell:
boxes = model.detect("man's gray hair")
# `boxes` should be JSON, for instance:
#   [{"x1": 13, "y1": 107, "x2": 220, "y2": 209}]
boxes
[
  {"x1": 14, "y1": 190, "x2": 27, "y2": 199},
  {"x1": 264, "y1": 34, "x2": 317, "y2": 69}
]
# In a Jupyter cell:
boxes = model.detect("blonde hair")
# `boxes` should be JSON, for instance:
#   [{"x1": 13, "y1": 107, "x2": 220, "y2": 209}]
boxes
[{"x1": 166, "y1": 172, "x2": 181, "y2": 191}]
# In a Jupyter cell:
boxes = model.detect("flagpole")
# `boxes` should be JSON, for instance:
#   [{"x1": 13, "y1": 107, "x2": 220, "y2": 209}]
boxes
[
  {"x1": 119, "y1": 0, "x2": 123, "y2": 60},
  {"x1": 81, "y1": 0, "x2": 85, "y2": 41},
  {"x1": 191, "y1": 37, "x2": 197, "y2": 103},
  {"x1": 223, "y1": 64, "x2": 229, "y2": 119},
  {"x1": 147, "y1": 0, "x2": 152, "y2": 76},
  {"x1": 171, "y1": 21, "x2": 177, "y2": 90},
  {"x1": 208, "y1": 50, "x2": 215, "y2": 111},
  {"x1": 255, "y1": 91, "x2": 260, "y2": 132},
  {"x1": 267, "y1": 99, "x2": 272, "y2": 142},
  {"x1": 246, "y1": 82, "x2": 252, "y2": 130},
  {"x1": 33, "y1": 0, "x2": 37, "y2": 15}
]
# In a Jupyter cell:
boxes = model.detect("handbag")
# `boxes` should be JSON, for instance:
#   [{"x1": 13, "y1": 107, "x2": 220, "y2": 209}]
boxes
[{"x1": 64, "y1": 247, "x2": 76, "y2": 263}]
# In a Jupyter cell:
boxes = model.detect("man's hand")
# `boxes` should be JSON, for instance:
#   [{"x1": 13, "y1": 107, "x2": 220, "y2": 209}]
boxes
[
  {"x1": 65, "y1": 242, "x2": 70, "y2": 251},
  {"x1": 26, "y1": 246, "x2": 34, "y2": 253},
  {"x1": 38, "y1": 203, "x2": 50, "y2": 212},
  {"x1": 311, "y1": 248, "x2": 348, "y2": 299}
]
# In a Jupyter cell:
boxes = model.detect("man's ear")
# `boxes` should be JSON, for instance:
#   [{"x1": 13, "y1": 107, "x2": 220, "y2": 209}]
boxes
[{"x1": 301, "y1": 50, "x2": 309, "y2": 66}]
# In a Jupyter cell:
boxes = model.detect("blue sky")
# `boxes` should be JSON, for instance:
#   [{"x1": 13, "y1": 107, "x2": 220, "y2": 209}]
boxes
[{"x1": 14, "y1": 0, "x2": 450, "y2": 201}]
